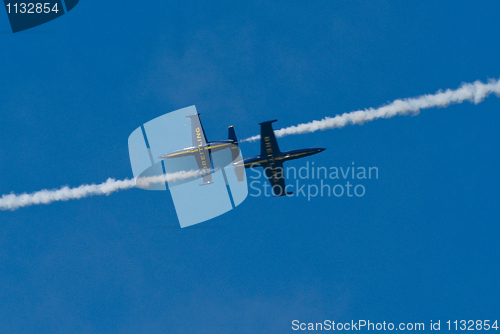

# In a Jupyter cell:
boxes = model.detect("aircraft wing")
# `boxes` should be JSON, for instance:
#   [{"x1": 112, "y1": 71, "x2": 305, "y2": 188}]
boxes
[
  {"x1": 259, "y1": 120, "x2": 281, "y2": 157},
  {"x1": 187, "y1": 114, "x2": 209, "y2": 148},
  {"x1": 263, "y1": 161, "x2": 292, "y2": 197},
  {"x1": 194, "y1": 148, "x2": 213, "y2": 185},
  {"x1": 186, "y1": 114, "x2": 213, "y2": 185}
]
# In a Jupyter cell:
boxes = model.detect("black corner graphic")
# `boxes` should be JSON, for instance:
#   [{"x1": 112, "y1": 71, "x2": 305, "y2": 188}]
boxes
[
  {"x1": 64, "y1": 0, "x2": 77, "y2": 12},
  {"x1": 3, "y1": 0, "x2": 79, "y2": 33}
]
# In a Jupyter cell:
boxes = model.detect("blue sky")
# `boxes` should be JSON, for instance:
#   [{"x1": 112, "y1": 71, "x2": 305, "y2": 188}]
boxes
[{"x1": 1, "y1": 1, "x2": 500, "y2": 333}]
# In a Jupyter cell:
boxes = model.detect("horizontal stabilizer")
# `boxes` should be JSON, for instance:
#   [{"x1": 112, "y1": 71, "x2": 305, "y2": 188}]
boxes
[
  {"x1": 274, "y1": 191, "x2": 293, "y2": 197},
  {"x1": 199, "y1": 181, "x2": 214, "y2": 186}
]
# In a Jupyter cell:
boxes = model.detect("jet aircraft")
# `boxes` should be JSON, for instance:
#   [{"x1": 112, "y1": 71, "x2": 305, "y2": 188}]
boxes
[
  {"x1": 235, "y1": 120, "x2": 325, "y2": 197},
  {"x1": 160, "y1": 114, "x2": 240, "y2": 185}
]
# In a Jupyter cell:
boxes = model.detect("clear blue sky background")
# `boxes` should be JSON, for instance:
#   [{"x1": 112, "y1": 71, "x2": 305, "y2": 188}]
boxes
[{"x1": 1, "y1": 1, "x2": 500, "y2": 333}]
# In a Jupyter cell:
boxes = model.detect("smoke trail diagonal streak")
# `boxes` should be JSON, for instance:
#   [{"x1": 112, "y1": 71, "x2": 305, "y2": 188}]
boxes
[
  {"x1": 242, "y1": 78, "x2": 500, "y2": 142},
  {"x1": 2, "y1": 78, "x2": 499, "y2": 211},
  {"x1": 0, "y1": 170, "x2": 205, "y2": 211}
]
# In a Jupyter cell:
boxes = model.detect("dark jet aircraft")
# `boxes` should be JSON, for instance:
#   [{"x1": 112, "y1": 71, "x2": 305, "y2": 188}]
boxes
[
  {"x1": 160, "y1": 114, "x2": 240, "y2": 185},
  {"x1": 235, "y1": 120, "x2": 325, "y2": 197}
]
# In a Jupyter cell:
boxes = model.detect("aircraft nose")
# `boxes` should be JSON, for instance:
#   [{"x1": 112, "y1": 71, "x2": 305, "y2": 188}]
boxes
[{"x1": 318, "y1": 148, "x2": 325, "y2": 152}]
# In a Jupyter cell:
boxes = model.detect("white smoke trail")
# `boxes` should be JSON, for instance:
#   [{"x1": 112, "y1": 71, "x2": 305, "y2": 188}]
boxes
[
  {"x1": 4, "y1": 78, "x2": 499, "y2": 210},
  {"x1": 243, "y1": 78, "x2": 500, "y2": 142},
  {"x1": 0, "y1": 170, "x2": 205, "y2": 211}
]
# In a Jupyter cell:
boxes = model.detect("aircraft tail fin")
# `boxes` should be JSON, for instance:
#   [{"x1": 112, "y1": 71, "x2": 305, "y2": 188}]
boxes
[
  {"x1": 228, "y1": 125, "x2": 242, "y2": 171},
  {"x1": 228, "y1": 125, "x2": 238, "y2": 144}
]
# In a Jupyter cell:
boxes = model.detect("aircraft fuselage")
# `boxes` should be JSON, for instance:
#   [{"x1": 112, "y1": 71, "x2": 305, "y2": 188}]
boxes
[
  {"x1": 160, "y1": 140, "x2": 235, "y2": 159},
  {"x1": 238, "y1": 147, "x2": 325, "y2": 168}
]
